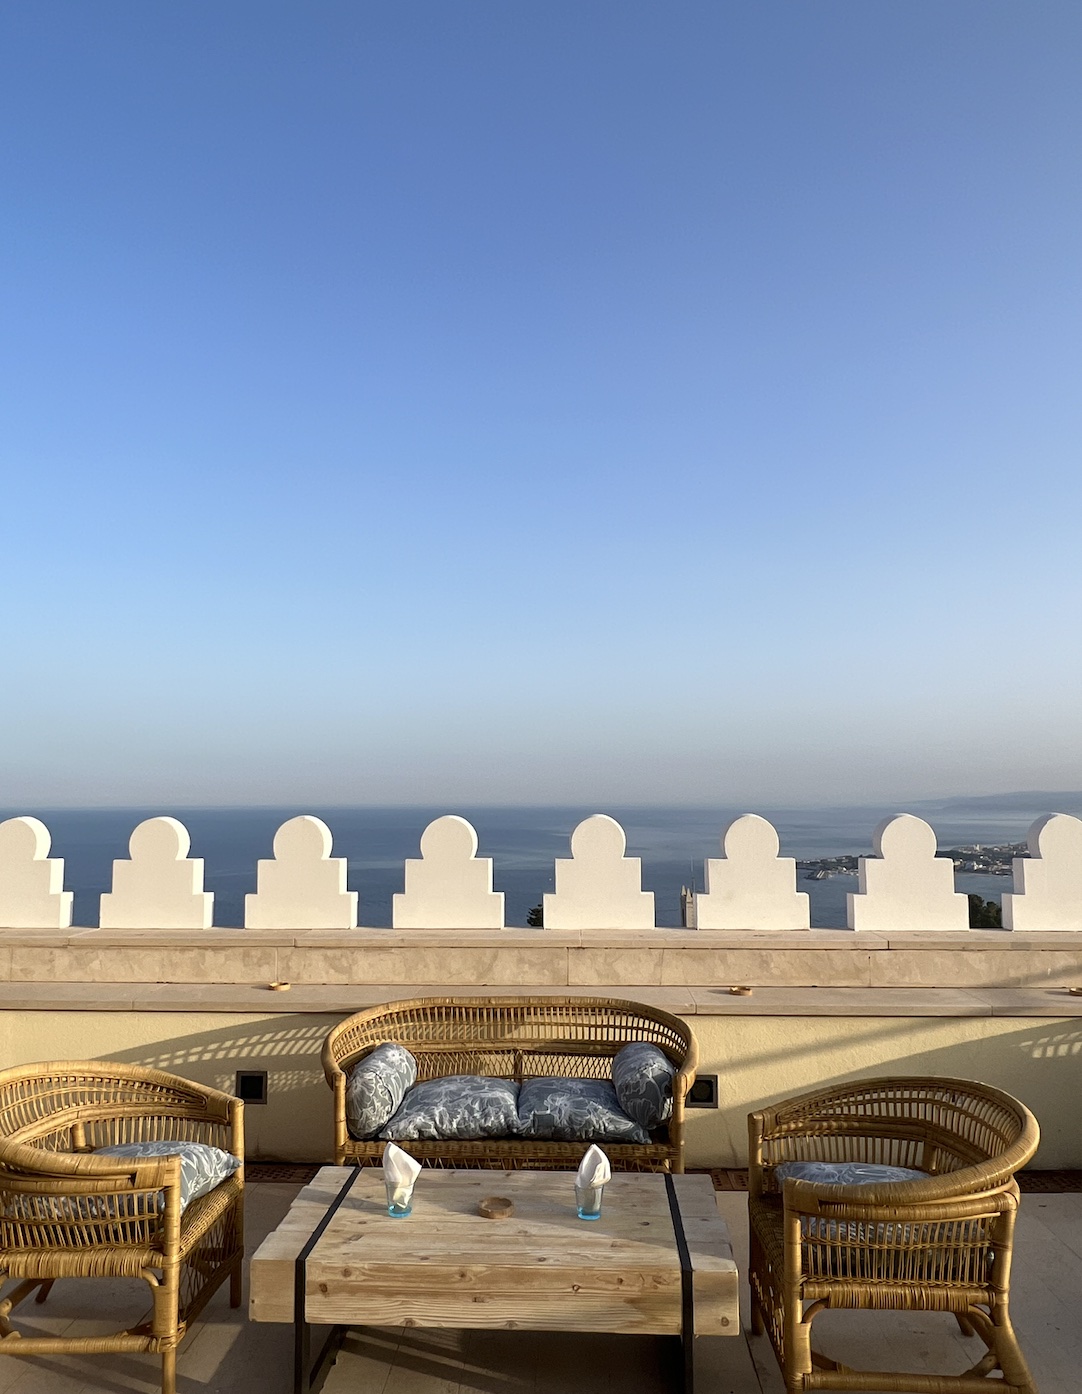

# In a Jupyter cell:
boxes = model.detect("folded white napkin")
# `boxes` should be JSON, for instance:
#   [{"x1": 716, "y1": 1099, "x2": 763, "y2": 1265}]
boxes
[
  {"x1": 576, "y1": 1144, "x2": 611, "y2": 1190},
  {"x1": 383, "y1": 1142, "x2": 421, "y2": 1205}
]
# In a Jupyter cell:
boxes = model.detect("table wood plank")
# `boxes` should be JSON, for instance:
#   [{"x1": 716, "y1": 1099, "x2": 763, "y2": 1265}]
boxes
[
  {"x1": 249, "y1": 1166, "x2": 739, "y2": 1337},
  {"x1": 669, "y1": 1174, "x2": 740, "y2": 1336}
]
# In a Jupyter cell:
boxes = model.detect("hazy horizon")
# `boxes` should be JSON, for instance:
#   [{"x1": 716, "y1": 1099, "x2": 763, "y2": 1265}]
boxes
[{"x1": 7, "y1": 789, "x2": 1082, "y2": 814}]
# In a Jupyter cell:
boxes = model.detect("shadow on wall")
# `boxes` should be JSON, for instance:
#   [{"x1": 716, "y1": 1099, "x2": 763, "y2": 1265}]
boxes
[
  {"x1": 102, "y1": 1014, "x2": 332, "y2": 1090},
  {"x1": 102, "y1": 1015, "x2": 341, "y2": 1163},
  {"x1": 99, "y1": 1011, "x2": 1082, "y2": 1167},
  {"x1": 709, "y1": 1015, "x2": 1082, "y2": 1170}
]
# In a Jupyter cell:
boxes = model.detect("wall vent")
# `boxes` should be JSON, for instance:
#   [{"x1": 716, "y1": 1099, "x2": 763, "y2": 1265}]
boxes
[
  {"x1": 687, "y1": 1074, "x2": 718, "y2": 1109},
  {"x1": 235, "y1": 1070, "x2": 268, "y2": 1105}
]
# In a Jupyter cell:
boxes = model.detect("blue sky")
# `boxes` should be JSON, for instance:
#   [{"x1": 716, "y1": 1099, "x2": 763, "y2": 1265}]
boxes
[{"x1": 2, "y1": 2, "x2": 1080, "y2": 806}]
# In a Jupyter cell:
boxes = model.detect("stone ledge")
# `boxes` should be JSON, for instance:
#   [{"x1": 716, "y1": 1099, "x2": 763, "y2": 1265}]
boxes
[
  {"x1": 0, "y1": 982, "x2": 1079, "y2": 1017},
  {"x1": 0, "y1": 927, "x2": 826, "y2": 946},
  {"x1": 1, "y1": 928, "x2": 1080, "y2": 989},
  {"x1": 3, "y1": 927, "x2": 1080, "y2": 947}
]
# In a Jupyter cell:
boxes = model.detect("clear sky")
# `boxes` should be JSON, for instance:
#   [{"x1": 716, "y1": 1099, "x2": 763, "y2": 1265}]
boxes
[{"x1": 2, "y1": 2, "x2": 1080, "y2": 807}]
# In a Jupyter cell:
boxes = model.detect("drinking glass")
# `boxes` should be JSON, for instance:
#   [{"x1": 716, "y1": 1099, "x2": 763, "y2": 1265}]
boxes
[
  {"x1": 385, "y1": 1176, "x2": 415, "y2": 1218},
  {"x1": 575, "y1": 1182, "x2": 604, "y2": 1221}
]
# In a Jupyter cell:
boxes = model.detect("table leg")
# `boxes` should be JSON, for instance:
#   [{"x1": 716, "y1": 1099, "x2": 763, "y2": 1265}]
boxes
[
  {"x1": 664, "y1": 1173, "x2": 695, "y2": 1394},
  {"x1": 294, "y1": 1168, "x2": 362, "y2": 1394},
  {"x1": 682, "y1": 1329, "x2": 695, "y2": 1394},
  {"x1": 294, "y1": 1319, "x2": 348, "y2": 1394}
]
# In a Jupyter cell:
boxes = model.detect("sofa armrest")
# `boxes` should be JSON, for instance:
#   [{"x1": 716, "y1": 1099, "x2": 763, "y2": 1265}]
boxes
[{"x1": 748, "y1": 1109, "x2": 768, "y2": 1199}]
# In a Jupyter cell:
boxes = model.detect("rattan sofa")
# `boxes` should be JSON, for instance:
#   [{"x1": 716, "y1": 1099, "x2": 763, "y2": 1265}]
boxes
[
  {"x1": 748, "y1": 1075, "x2": 1040, "y2": 1394},
  {"x1": 322, "y1": 995, "x2": 697, "y2": 1172},
  {"x1": 0, "y1": 1061, "x2": 244, "y2": 1394}
]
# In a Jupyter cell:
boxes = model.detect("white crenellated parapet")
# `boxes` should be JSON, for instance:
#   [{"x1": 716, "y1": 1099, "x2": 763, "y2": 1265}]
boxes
[
  {"x1": 0, "y1": 816, "x2": 74, "y2": 929},
  {"x1": 544, "y1": 814, "x2": 655, "y2": 930},
  {"x1": 392, "y1": 816, "x2": 505, "y2": 929},
  {"x1": 1002, "y1": 814, "x2": 1082, "y2": 932},
  {"x1": 99, "y1": 817, "x2": 213, "y2": 930},
  {"x1": 847, "y1": 814, "x2": 969, "y2": 932},
  {"x1": 245, "y1": 816, "x2": 358, "y2": 929},
  {"x1": 695, "y1": 814, "x2": 810, "y2": 930}
]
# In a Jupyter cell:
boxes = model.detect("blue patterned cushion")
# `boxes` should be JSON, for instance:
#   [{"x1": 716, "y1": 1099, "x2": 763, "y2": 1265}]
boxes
[
  {"x1": 611, "y1": 1043, "x2": 675, "y2": 1131},
  {"x1": 96, "y1": 1141, "x2": 241, "y2": 1211},
  {"x1": 518, "y1": 1077, "x2": 649, "y2": 1144},
  {"x1": 346, "y1": 1043, "x2": 418, "y2": 1140},
  {"x1": 774, "y1": 1161, "x2": 926, "y2": 1187},
  {"x1": 379, "y1": 1075, "x2": 520, "y2": 1142}
]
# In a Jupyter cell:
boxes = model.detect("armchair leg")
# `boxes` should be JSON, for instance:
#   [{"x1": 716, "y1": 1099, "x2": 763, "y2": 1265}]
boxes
[
  {"x1": 962, "y1": 1303, "x2": 1037, "y2": 1394},
  {"x1": 784, "y1": 1303, "x2": 814, "y2": 1394},
  {"x1": 230, "y1": 1260, "x2": 243, "y2": 1309},
  {"x1": 991, "y1": 1311, "x2": 1038, "y2": 1394},
  {"x1": 33, "y1": 1280, "x2": 55, "y2": 1305},
  {"x1": 161, "y1": 1344, "x2": 177, "y2": 1394}
]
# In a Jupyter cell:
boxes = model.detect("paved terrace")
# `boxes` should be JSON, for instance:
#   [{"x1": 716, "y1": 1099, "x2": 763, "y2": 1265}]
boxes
[{"x1": 1, "y1": 1177, "x2": 1079, "y2": 1394}]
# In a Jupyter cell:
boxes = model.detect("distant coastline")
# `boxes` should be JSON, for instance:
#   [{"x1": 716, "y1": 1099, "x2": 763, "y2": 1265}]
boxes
[{"x1": 800, "y1": 843, "x2": 1026, "y2": 880}]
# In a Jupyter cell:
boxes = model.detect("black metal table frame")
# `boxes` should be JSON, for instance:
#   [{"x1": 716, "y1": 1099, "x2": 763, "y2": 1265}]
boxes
[
  {"x1": 293, "y1": 1167, "x2": 359, "y2": 1394},
  {"x1": 293, "y1": 1167, "x2": 697, "y2": 1394}
]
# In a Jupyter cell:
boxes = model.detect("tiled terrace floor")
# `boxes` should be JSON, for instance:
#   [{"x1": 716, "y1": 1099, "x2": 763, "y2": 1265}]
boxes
[{"x1": 1, "y1": 1183, "x2": 1079, "y2": 1394}]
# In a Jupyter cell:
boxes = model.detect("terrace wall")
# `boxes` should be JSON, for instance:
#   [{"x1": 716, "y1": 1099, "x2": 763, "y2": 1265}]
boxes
[
  {"x1": 0, "y1": 995, "x2": 1077, "y2": 1167},
  {"x1": 1, "y1": 809, "x2": 1079, "y2": 1169}
]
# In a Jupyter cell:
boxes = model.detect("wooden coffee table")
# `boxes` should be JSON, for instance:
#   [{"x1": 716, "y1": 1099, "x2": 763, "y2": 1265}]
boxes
[{"x1": 250, "y1": 1166, "x2": 739, "y2": 1394}]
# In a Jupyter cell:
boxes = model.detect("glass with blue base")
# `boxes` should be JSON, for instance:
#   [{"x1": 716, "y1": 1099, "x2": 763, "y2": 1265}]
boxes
[
  {"x1": 574, "y1": 1182, "x2": 605, "y2": 1220},
  {"x1": 385, "y1": 1177, "x2": 414, "y2": 1218}
]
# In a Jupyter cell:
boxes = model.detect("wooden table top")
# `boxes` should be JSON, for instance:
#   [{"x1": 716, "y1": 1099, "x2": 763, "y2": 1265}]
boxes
[{"x1": 250, "y1": 1166, "x2": 739, "y2": 1337}]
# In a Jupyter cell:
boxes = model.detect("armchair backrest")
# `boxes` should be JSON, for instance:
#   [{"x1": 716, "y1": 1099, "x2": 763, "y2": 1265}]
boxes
[
  {"x1": 0, "y1": 1062, "x2": 236, "y2": 1172},
  {"x1": 755, "y1": 1075, "x2": 1039, "y2": 1196}
]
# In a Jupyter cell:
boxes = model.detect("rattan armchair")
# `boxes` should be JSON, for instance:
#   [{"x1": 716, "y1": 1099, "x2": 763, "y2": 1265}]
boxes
[
  {"x1": 323, "y1": 995, "x2": 697, "y2": 1171},
  {"x1": 0, "y1": 1061, "x2": 244, "y2": 1394},
  {"x1": 748, "y1": 1076, "x2": 1040, "y2": 1394}
]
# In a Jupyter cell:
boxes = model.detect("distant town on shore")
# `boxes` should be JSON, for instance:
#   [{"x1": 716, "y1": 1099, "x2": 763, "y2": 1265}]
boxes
[{"x1": 799, "y1": 844, "x2": 1026, "y2": 880}]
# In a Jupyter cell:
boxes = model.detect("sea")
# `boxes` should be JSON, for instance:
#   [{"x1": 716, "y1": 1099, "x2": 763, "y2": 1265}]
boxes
[{"x1": 6, "y1": 791, "x2": 1082, "y2": 930}]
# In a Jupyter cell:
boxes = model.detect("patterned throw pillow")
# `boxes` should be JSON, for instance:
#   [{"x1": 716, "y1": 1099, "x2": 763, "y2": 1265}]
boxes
[
  {"x1": 774, "y1": 1161, "x2": 926, "y2": 1187},
  {"x1": 611, "y1": 1042, "x2": 675, "y2": 1131},
  {"x1": 346, "y1": 1042, "x2": 418, "y2": 1140},
  {"x1": 95, "y1": 1141, "x2": 241, "y2": 1211},
  {"x1": 517, "y1": 1077, "x2": 649, "y2": 1144},
  {"x1": 379, "y1": 1075, "x2": 520, "y2": 1142}
]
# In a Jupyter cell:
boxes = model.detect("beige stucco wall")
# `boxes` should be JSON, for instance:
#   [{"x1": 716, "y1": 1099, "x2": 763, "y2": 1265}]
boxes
[
  {"x1": 1, "y1": 1009, "x2": 1078, "y2": 1168},
  {"x1": 682, "y1": 1013, "x2": 1082, "y2": 1169},
  {"x1": 0, "y1": 1010, "x2": 342, "y2": 1164}
]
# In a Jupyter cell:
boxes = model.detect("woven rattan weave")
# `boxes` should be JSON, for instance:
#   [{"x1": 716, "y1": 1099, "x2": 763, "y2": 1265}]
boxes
[
  {"x1": 748, "y1": 1075, "x2": 1040, "y2": 1394},
  {"x1": 322, "y1": 996, "x2": 697, "y2": 1172},
  {"x1": 0, "y1": 1061, "x2": 244, "y2": 1394}
]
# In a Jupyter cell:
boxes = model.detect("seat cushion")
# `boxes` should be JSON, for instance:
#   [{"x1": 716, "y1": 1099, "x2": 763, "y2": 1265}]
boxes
[
  {"x1": 518, "y1": 1077, "x2": 649, "y2": 1144},
  {"x1": 774, "y1": 1161, "x2": 926, "y2": 1186},
  {"x1": 95, "y1": 1141, "x2": 242, "y2": 1210},
  {"x1": 611, "y1": 1042, "x2": 675, "y2": 1130},
  {"x1": 346, "y1": 1042, "x2": 418, "y2": 1140},
  {"x1": 379, "y1": 1075, "x2": 520, "y2": 1142}
]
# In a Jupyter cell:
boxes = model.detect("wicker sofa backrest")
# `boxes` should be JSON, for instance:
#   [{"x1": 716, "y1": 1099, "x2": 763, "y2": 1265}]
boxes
[{"x1": 322, "y1": 996, "x2": 695, "y2": 1085}]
